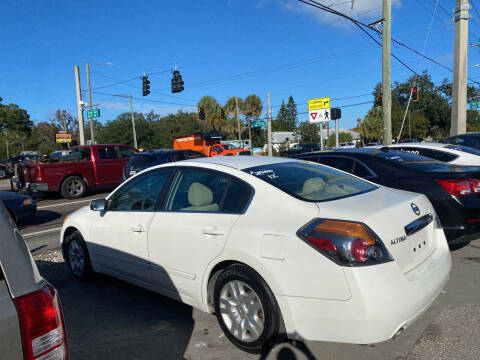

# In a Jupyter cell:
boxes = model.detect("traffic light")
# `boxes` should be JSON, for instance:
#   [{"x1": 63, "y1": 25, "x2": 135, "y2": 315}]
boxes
[
  {"x1": 331, "y1": 108, "x2": 341, "y2": 120},
  {"x1": 412, "y1": 86, "x2": 419, "y2": 102},
  {"x1": 198, "y1": 107, "x2": 206, "y2": 121},
  {"x1": 142, "y1": 76, "x2": 150, "y2": 96},
  {"x1": 171, "y1": 70, "x2": 184, "y2": 93},
  {"x1": 220, "y1": 107, "x2": 226, "y2": 120},
  {"x1": 375, "y1": 94, "x2": 383, "y2": 107}
]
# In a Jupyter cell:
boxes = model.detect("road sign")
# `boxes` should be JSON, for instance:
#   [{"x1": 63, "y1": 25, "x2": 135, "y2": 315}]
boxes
[
  {"x1": 308, "y1": 97, "x2": 331, "y2": 111},
  {"x1": 309, "y1": 108, "x2": 330, "y2": 123},
  {"x1": 56, "y1": 133, "x2": 72, "y2": 143},
  {"x1": 87, "y1": 109, "x2": 101, "y2": 118},
  {"x1": 253, "y1": 120, "x2": 266, "y2": 127},
  {"x1": 470, "y1": 101, "x2": 480, "y2": 110}
]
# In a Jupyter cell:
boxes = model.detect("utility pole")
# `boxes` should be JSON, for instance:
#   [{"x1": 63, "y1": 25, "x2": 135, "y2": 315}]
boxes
[
  {"x1": 235, "y1": 97, "x2": 242, "y2": 146},
  {"x1": 86, "y1": 63, "x2": 95, "y2": 144},
  {"x1": 267, "y1": 91, "x2": 272, "y2": 156},
  {"x1": 319, "y1": 123, "x2": 324, "y2": 151},
  {"x1": 382, "y1": 0, "x2": 392, "y2": 145},
  {"x1": 74, "y1": 65, "x2": 86, "y2": 145},
  {"x1": 335, "y1": 118, "x2": 339, "y2": 149},
  {"x1": 451, "y1": 0, "x2": 469, "y2": 136},
  {"x1": 129, "y1": 96, "x2": 137, "y2": 149}
]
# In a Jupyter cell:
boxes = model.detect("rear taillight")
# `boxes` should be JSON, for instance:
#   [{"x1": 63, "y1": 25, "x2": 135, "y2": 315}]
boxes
[
  {"x1": 436, "y1": 179, "x2": 480, "y2": 196},
  {"x1": 36, "y1": 166, "x2": 43, "y2": 182},
  {"x1": 297, "y1": 219, "x2": 393, "y2": 266},
  {"x1": 14, "y1": 285, "x2": 67, "y2": 360}
]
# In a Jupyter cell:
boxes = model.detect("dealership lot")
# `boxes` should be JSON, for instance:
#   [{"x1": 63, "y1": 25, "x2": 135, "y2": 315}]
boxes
[{"x1": 31, "y1": 239, "x2": 479, "y2": 360}]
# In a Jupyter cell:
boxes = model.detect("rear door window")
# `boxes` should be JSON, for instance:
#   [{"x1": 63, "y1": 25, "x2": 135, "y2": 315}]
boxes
[
  {"x1": 168, "y1": 153, "x2": 186, "y2": 162},
  {"x1": 352, "y1": 161, "x2": 374, "y2": 178},
  {"x1": 316, "y1": 156, "x2": 355, "y2": 173},
  {"x1": 98, "y1": 146, "x2": 119, "y2": 160},
  {"x1": 431, "y1": 150, "x2": 458, "y2": 162}
]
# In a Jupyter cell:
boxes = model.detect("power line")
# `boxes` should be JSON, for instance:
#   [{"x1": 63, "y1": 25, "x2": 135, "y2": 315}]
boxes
[{"x1": 88, "y1": 90, "x2": 196, "y2": 107}]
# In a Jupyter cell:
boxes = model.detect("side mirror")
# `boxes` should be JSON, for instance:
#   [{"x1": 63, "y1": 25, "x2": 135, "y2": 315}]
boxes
[{"x1": 90, "y1": 198, "x2": 108, "y2": 211}]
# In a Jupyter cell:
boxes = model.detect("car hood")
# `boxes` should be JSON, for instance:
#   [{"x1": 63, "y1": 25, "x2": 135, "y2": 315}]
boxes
[{"x1": 0, "y1": 191, "x2": 30, "y2": 200}]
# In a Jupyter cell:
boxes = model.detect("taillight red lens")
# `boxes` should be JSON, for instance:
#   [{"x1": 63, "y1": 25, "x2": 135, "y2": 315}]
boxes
[
  {"x1": 13, "y1": 285, "x2": 67, "y2": 360},
  {"x1": 436, "y1": 179, "x2": 479, "y2": 196},
  {"x1": 298, "y1": 219, "x2": 392, "y2": 266}
]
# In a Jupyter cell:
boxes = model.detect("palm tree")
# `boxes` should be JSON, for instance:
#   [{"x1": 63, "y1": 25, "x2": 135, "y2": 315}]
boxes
[
  {"x1": 242, "y1": 95, "x2": 263, "y2": 149},
  {"x1": 224, "y1": 96, "x2": 244, "y2": 141},
  {"x1": 197, "y1": 96, "x2": 222, "y2": 131}
]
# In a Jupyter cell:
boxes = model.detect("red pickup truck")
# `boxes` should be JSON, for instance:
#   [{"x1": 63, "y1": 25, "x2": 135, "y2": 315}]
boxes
[{"x1": 22, "y1": 144, "x2": 137, "y2": 199}]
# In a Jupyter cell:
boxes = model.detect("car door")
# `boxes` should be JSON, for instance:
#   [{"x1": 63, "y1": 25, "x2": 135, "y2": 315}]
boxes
[
  {"x1": 88, "y1": 168, "x2": 173, "y2": 283},
  {"x1": 148, "y1": 167, "x2": 252, "y2": 301},
  {"x1": 94, "y1": 146, "x2": 123, "y2": 184}
]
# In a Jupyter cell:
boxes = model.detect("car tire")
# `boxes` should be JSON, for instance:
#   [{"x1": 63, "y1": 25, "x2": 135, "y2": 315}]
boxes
[
  {"x1": 65, "y1": 230, "x2": 94, "y2": 281},
  {"x1": 60, "y1": 176, "x2": 86, "y2": 199},
  {"x1": 0, "y1": 166, "x2": 7, "y2": 179},
  {"x1": 213, "y1": 264, "x2": 284, "y2": 354}
]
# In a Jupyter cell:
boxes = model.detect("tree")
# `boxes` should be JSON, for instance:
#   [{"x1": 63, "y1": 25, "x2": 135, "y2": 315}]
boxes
[
  {"x1": 153, "y1": 111, "x2": 208, "y2": 148},
  {"x1": 285, "y1": 95, "x2": 298, "y2": 131},
  {"x1": 49, "y1": 110, "x2": 77, "y2": 133},
  {"x1": 328, "y1": 132, "x2": 353, "y2": 148},
  {"x1": 242, "y1": 95, "x2": 263, "y2": 148},
  {"x1": 0, "y1": 97, "x2": 33, "y2": 157},
  {"x1": 198, "y1": 96, "x2": 222, "y2": 131},
  {"x1": 361, "y1": 107, "x2": 383, "y2": 143},
  {"x1": 294, "y1": 122, "x2": 320, "y2": 143},
  {"x1": 272, "y1": 100, "x2": 288, "y2": 131},
  {"x1": 224, "y1": 96, "x2": 245, "y2": 139}
]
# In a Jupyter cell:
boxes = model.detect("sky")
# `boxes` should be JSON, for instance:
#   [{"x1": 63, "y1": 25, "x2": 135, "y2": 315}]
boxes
[{"x1": 1, "y1": 0, "x2": 480, "y2": 131}]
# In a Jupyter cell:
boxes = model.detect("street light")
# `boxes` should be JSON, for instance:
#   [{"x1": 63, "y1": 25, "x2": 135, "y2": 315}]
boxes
[
  {"x1": 86, "y1": 62, "x2": 115, "y2": 144},
  {"x1": 113, "y1": 94, "x2": 137, "y2": 149}
]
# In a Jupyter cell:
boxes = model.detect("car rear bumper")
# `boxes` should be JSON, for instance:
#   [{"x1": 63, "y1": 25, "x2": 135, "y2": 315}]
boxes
[
  {"x1": 276, "y1": 234, "x2": 451, "y2": 344},
  {"x1": 25, "y1": 182, "x2": 49, "y2": 192}
]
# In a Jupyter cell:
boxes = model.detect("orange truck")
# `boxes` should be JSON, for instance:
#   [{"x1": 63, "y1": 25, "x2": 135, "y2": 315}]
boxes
[{"x1": 173, "y1": 132, "x2": 251, "y2": 157}]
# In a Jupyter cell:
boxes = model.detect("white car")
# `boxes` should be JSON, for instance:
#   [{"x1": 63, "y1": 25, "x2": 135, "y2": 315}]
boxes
[
  {"x1": 339, "y1": 142, "x2": 355, "y2": 149},
  {"x1": 61, "y1": 156, "x2": 451, "y2": 353},
  {"x1": 388, "y1": 142, "x2": 480, "y2": 167}
]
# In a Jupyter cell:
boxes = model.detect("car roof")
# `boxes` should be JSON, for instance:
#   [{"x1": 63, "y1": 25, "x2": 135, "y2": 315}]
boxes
[
  {"x1": 182, "y1": 155, "x2": 297, "y2": 170},
  {"x1": 136, "y1": 149, "x2": 191, "y2": 155},
  {"x1": 389, "y1": 142, "x2": 447, "y2": 149}
]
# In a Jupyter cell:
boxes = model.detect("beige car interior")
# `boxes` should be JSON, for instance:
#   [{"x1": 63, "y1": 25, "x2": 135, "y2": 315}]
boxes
[{"x1": 181, "y1": 182, "x2": 219, "y2": 212}]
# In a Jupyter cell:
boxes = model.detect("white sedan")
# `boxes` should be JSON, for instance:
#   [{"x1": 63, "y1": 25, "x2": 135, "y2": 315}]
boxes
[
  {"x1": 387, "y1": 142, "x2": 480, "y2": 166},
  {"x1": 61, "y1": 156, "x2": 451, "y2": 353}
]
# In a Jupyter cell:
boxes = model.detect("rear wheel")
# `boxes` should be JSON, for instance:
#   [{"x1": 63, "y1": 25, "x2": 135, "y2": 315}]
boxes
[
  {"x1": 213, "y1": 264, "x2": 284, "y2": 353},
  {"x1": 0, "y1": 166, "x2": 7, "y2": 179},
  {"x1": 60, "y1": 176, "x2": 86, "y2": 199},
  {"x1": 65, "y1": 231, "x2": 94, "y2": 281}
]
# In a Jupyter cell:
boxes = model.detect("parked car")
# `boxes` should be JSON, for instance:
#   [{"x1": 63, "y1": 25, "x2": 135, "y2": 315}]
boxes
[
  {"x1": 295, "y1": 148, "x2": 480, "y2": 246},
  {"x1": 0, "y1": 201, "x2": 68, "y2": 359},
  {"x1": 339, "y1": 142, "x2": 355, "y2": 149},
  {"x1": 364, "y1": 142, "x2": 380, "y2": 147},
  {"x1": 22, "y1": 144, "x2": 137, "y2": 199},
  {"x1": 280, "y1": 143, "x2": 319, "y2": 157},
  {"x1": 443, "y1": 132, "x2": 480, "y2": 151},
  {"x1": 0, "y1": 191, "x2": 36, "y2": 223},
  {"x1": 386, "y1": 142, "x2": 480, "y2": 166},
  {"x1": 123, "y1": 149, "x2": 205, "y2": 180},
  {"x1": 402, "y1": 138, "x2": 419, "y2": 143},
  {"x1": 50, "y1": 149, "x2": 72, "y2": 161},
  {"x1": 0, "y1": 160, "x2": 11, "y2": 179},
  {"x1": 173, "y1": 132, "x2": 251, "y2": 157},
  {"x1": 61, "y1": 156, "x2": 451, "y2": 353}
]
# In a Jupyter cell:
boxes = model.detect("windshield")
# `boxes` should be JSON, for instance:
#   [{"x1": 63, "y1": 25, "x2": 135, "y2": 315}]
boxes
[
  {"x1": 244, "y1": 161, "x2": 377, "y2": 202},
  {"x1": 222, "y1": 144, "x2": 238, "y2": 150},
  {"x1": 445, "y1": 144, "x2": 480, "y2": 156}
]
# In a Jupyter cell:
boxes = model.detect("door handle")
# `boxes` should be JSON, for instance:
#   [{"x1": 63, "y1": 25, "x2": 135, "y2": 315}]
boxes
[
  {"x1": 202, "y1": 227, "x2": 225, "y2": 236},
  {"x1": 131, "y1": 225, "x2": 146, "y2": 233}
]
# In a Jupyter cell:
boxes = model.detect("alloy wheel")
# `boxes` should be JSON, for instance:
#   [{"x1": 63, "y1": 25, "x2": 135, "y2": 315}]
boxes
[
  {"x1": 67, "y1": 180, "x2": 83, "y2": 196},
  {"x1": 68, "y1": 239, "x2": 86, "y2": 277}
]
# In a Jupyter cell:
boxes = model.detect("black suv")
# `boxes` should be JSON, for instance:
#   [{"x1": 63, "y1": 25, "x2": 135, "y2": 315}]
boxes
[
  {"x1": 123, "y1": 149, "x2": 205, "y2": 180},
  {"x1": 443, "y1": 132, "x2": 480, "y2": 151},
  {"x1": 280, "y1": 143, "x2": 319, "y2": 157}
]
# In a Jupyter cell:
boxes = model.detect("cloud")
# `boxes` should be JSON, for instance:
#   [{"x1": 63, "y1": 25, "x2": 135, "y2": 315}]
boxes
[{"x1": 277, "y1": 0, "x2": 402, "y2": 26}]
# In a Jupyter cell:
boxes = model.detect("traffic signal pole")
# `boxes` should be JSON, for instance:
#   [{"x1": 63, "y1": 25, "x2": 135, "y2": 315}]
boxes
[
  {"x1": 451, "y1": 0, "x2": 469, "y2": 136},
  {"x1": 74, "y1": 65, "x2": 86, "y2": 145},
  {"x1": 382, "y1": 0, "x2": 392, "y2": 145},
  {"x1": 267, "y1": 91, "x2": 272, "y2": 156},
  {"x1": 86, "y1": 63, "x2": 95, "y2": 144}
]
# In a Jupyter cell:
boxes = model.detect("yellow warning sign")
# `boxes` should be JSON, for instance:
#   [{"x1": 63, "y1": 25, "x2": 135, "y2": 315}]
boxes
[{"x1": 308, "y1": 97, "x2": 330, "y2": 111}]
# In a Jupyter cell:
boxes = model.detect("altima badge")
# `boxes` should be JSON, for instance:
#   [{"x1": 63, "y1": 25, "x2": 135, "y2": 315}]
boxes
[{"x1": 411, "y1": 203, "x2": 420, "y2": 216}]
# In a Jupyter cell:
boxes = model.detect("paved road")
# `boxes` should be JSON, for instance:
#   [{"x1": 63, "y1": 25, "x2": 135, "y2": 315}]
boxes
[{"x1": 32, "y1": 239, "x2": 480, "y2": 360}]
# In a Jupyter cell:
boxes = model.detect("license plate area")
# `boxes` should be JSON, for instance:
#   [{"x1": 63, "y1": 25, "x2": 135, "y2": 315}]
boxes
[{"x1": 130, "y1": 170, "x2": 136, "y2": 176}]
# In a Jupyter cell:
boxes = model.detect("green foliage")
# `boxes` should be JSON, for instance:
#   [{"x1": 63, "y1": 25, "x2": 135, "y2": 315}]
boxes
[
  {"x1": 294, "y1": 121, "x2": 320, "y2": 143},
  {"x1": 328, "y1": 132, "x2": 353, "y2": 148},
  {"x1": 272, "y1": 100, "x2": 288, "y2": 131},
  {"x1": 152, "y1": 111, "x2": 208, "y2": 148},
  {"x1": 361, "y1": 107, "x2": 383, "y2": 142},
  {"x1": 198, "y1": 96, "x2": 223, "y2": 131},
  {"x1": 285, "y1": 95, "x2": 298, "y2": 130},
  {"x1": 467, "y1": 110, "x2": 480, "y2": 132}
]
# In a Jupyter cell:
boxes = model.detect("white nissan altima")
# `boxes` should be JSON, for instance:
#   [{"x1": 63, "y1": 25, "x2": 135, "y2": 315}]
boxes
[{"x1": 61, "y1": 156, "x2": 451, "y2": 353}]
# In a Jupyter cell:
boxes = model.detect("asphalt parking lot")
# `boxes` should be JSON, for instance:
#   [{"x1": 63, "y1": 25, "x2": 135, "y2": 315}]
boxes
[
  {"x1": 3, "y1": 180, "x2": 479, "y2": 359},
  {"x1": 34, "y1": 240, "x2": 480, "y2": 359}
]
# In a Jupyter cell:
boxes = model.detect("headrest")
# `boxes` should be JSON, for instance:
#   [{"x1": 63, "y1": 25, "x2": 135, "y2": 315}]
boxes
[
  {"x1": 188, "y1": 182, "x2": 213, "y2": 207},
  {"x1": 302, "y1": 177, "x2": 325, "y2": 194}
]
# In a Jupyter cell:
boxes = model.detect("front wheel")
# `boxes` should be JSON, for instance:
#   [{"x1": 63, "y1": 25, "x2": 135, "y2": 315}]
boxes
[
  {"x1": 213, "y1": 264, "x2": 284, "y2": 353},
  {"x1": 60, "y1": 176, "x2": 86, "y2": 199},
  {"x1": 0, "y1": 167, "x2": 7, "y2": 179},
  {"x1": 65, "y1": 231, "x2": 94, "y2": 281}
]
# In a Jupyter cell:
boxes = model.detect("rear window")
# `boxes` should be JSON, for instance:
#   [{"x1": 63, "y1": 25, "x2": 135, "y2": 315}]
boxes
[
  {"x1": 244, "y1": 161, "x2": 377, "y2": 202},
  {"x1": 375, "y1": 150, "x2": 453, "y2": 172},
  {"x1": 129, "y1": 154, "x2": 158, "y2": 167},
  {"x1": 445, "y1": 144, "x2": 480, "y2": 156}
]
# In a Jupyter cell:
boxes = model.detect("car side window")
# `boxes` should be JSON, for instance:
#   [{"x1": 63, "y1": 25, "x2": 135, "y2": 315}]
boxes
[
  {"x1": 222, "y1": 180, "x2": 252, "y2": 213},
  {"x1": 213, "y1": 146, "x2": 223, "y2": 153},
  {"x1": 352, "y1": 161, "x2": 373, "y2": 178},
  {"x1": 98, "y1": 146, "x2": 119, "y2": 160},
  {"x1": 168, "y1": 153, "x2": 186, "y2": 162},
  {"x1": 109, "y1": 169, "x2": 172, "y2": 211},
  {"x1": 119, "y1": 147, "x2": 136, "y2": 159},
  {"x1": 166, "y1": 168, "x2": 230, "y2": 212},
  {"x1": 317, "y1": 156, "x2": 355, "y2": 174}
]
